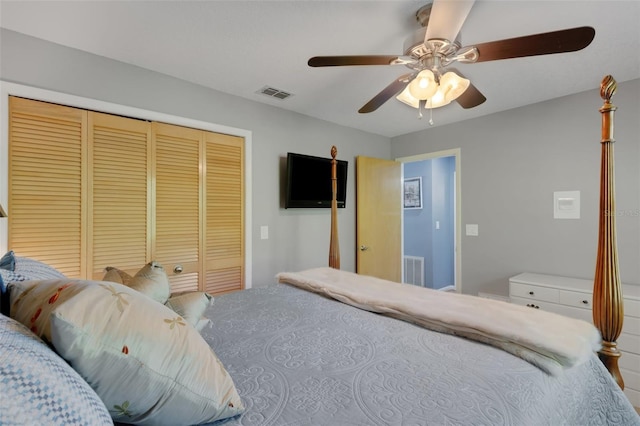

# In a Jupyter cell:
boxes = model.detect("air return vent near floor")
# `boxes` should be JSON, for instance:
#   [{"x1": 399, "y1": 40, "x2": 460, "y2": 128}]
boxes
[{"x1": 403, "y1": 255, "x2": 425, "y2": 287}]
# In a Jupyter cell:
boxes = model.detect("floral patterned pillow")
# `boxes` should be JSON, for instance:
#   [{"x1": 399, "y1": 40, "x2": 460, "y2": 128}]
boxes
[{"x1": 9, "y1": 279, "x2": 244, "y2": 425}]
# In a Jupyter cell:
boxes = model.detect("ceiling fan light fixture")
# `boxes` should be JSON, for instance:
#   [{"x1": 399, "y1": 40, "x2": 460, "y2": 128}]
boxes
[
  {"x1": 427, "y1": 88, "x2": 450, "y2": 108},
  {"x1": 397, "y1": 70, "x2": 469, "y2": 110},
  {"x1": 396, "y1": 85, "x2": 420, "y2": 108},
  {"x1": 440, "y1": 71, "x2": 470, "y2": 103},
  {"x1": 408, "y1": 69, "x2": 438, "y2": 100}
]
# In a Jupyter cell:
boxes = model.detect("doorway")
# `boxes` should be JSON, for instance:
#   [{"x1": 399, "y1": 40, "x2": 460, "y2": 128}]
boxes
[{"x1": 397, "y1": 149, "x2": 461, "y2": 292}]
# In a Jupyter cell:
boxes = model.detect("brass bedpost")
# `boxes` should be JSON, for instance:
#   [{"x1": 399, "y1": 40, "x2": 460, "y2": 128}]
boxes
[
  {"x1": 329, "y1": 146, "x2": 340, "y2": 269},
  {"x1": 593, "y1": 75, "x2": 624, "y2": 389}
]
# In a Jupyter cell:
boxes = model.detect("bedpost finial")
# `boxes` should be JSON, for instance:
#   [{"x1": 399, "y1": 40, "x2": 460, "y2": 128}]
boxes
[
  {"x1": 331, "y1": 145, "x2": 337, "y2": 159},
  {"x1": 600, "y1": 75, "x2": 617, "y2": 102}
]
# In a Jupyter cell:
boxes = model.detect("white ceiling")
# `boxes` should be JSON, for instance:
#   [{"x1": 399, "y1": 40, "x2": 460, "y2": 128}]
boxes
[{"x1": 1, "y1": 0, "x2": 639, "y2": 138}]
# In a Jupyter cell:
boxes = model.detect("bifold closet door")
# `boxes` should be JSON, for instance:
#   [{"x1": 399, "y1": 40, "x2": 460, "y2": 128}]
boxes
[
  {"x1": 153, "y1": 122, "x2": 202, "y2": 293},
  {"x1": 89, "y1": 112, "x2": 151, "y2": 280},
  {"x1": 8, "y1": 97, "x2": 245, "y2": 293},
  {"x1": 205, "y1": 133, "x2": 244, "y2": 294},
  {"x1": 8, "y1": 97, "x2": 87, "y2": 277}
]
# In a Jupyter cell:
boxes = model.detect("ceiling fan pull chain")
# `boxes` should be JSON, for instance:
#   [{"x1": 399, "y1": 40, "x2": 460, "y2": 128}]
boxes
[
  {"x1": 429, "y1": 105, "x2": 434, "y2": 126},
  {"x1": 418, "y1": 99, "x2": 425, "y2": 119}
]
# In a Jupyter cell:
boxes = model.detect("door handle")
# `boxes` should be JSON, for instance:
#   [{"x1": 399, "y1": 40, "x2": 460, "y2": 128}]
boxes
[{"x1": 360, "y1": 245, "x2": 369, "y2": 251}]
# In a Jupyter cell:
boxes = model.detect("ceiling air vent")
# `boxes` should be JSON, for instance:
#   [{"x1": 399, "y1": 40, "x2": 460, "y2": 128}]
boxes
[{"x1": 257, "y1": 86, "x2": 293, "y2": 100}]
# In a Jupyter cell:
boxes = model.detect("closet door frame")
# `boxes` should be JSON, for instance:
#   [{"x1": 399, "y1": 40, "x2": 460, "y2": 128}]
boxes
[{"x1": 0, "y1": 82, "x2": 253, "y2": 288}]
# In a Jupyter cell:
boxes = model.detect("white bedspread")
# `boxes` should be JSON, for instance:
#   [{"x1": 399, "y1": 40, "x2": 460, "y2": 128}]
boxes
[{"x1": 277, "y1": 267, "x2": 601, "y2": 376}]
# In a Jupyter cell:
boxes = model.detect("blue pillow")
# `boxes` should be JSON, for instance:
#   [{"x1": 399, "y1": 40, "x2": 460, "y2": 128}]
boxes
[
  {"x1": 0, "y1": 313, "x2": 113, "y2": 425},
  {"x1": 14, "y1": 256, "x2": 65, "y2": 279},
  {"x1": 0, "y1": 250, "x2": 15, "y2": 271},
  {"x1": 0, "y1": 269, "x2": 29, "y2": 316}
]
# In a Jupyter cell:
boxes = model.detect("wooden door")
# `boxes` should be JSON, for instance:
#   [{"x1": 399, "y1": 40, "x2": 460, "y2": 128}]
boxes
[
  {"x1": 356, "y1": 156, "x2": 402, "y2": 282},
  {"x1": 153, "y1": 122, "x2": 202, "y2": 293},
  {"x1": 8, "y1": 97, "x2": 87, "y2": 277},
  {"x1": 204, "y1": 132, "x2": 244, "y2": 294},
  {"x1": 8, "y1": 97, "x2": 245, "y2": 294},
  {"x1": 89, "y1": 112, "x2": 151, "y2": 279}
]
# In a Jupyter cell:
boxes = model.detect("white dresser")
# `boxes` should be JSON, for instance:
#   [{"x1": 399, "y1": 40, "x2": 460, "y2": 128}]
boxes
[{"x1": 509, "y1": 272, "x2": 640, "y2": 407}]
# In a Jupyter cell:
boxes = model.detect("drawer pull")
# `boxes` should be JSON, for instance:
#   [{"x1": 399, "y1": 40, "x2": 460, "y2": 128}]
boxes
[
  {"x1": 526, "y1": 303, "x2": 540, "y2": 309},
  {"x1": 528, "y1": 291, "x2": 535, "y2": 295},
  {"x1": 582, "y1": 300, "x2": 589, "y2": 305}
]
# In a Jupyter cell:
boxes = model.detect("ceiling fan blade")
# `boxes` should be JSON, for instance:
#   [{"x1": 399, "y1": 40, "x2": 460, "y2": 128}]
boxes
[
  {"x1": 448, "y1": 68, "x2": 486, "y2": 109},
  {"x1": 359, "y1": 73, "x2": 415, "y2": 113},
  {"x1": 308, "y1": 56, "x2": 402, "y2": 67},
  {"x1": 472, "y1": 26, "x2": 595, "y2": 63},
  {"x1": 455, "y1": 82, "x2": 486, "y2": 109},
  {"x1": 425, "y1": 0, "x2": 475, "y2": 43}
]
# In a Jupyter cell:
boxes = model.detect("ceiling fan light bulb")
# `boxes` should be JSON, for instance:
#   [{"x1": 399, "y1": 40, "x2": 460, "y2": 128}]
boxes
[
  {"x1": 396, "y1": 86, "x2": 419, "y2": 108},
  {"x1": 440, "y1": 71, "x2": 470, "y2": 102},
  {"x1": 427, "y1": 88, "x2": 450, "y2": 108},
  {"x1": 408, "y1": 70, "x2": 437, "y2": 100}
]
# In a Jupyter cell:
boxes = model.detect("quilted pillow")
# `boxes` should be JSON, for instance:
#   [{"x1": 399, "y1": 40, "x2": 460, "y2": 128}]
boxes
[
  {"x1": 1, "y1": 269, "x2": 29, "y2": 316},
  {"x1": 14, "y1": 255, "x2": 66, "y2": 279},
  {"x1": 0, "y1": 250, "x2": 15, "y2": 270},
  {"x1": 165, "y1": 291, "x2": 214, "y2": 331},
  {"x1": 103, "y1": 261, "x2": 170, "y2": 304},
  {"x1": 9, "y1": 279, "x2": 243, "y2": 425},
  {"x1": 0, "y1": 313, "x2": 112, "y2": 425},
  {"x1": 0, "y1": 269, "x2": 26, "y2": 295}
]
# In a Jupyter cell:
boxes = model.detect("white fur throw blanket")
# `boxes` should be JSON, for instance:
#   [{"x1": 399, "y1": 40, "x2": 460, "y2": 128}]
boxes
[{"x1": 277, "y1": 267, "x2": 601, "y2": 376}]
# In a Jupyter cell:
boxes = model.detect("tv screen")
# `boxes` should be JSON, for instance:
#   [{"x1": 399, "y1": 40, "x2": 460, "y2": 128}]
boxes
[{"x1": 285, "y1": 152, "x2": 348, "y2": 208}]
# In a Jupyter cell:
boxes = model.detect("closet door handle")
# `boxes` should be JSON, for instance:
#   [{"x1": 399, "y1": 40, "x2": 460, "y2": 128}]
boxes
[
  {"x1": 174, "y1": 264, "x2": 183, "y2": 274},
  {"x1": 360, "y1": 245, "x2": 369, "y2": 251}
]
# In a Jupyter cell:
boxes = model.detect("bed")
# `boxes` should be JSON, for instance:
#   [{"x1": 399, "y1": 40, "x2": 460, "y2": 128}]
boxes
[{"x1": 0, "y1": 76, "x2": 638, "y2": 425}]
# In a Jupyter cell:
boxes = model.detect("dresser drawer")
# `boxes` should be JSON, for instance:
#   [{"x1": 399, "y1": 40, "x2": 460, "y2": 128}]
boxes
[
  {"x1": 619, "y1": 332, "x2": 640, "y2": 356},
  {"x1": 558, "y1": 290, "x2": 592, "y2": 310},
  {"x1": 620, "y1": 368, "x2": 640, "y2": 391},
  {"x1": 510, "y1": 283, "x2": 559, "y2": 303},
  {"x1": 624, "y1": 316, "x2": 640, "y2": 336},
  {"x1": 619, "y1": 350, "x2": 640, "y2": 373},
  {"x1": 624, "y1": 298, "x2": 640, "y2": 319},
  {"x1": 509, "y1": 296, "x2": 592, "y2": 322}
]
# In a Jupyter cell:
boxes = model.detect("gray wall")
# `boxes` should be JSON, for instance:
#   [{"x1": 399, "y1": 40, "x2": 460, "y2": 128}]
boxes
[
  {"x1": 2, "y1": 29, "x2": 638, "y2": 297},
  {"x1": 392, "y1": 79, "x2": 640, "y2": 296},
  {"x1": 0, "y1": 29, "x2": 391, "y2": 286}
]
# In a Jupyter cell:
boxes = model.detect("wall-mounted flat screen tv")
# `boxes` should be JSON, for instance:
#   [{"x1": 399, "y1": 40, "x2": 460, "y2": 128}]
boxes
[{"x1": 285, "y1": 152, "x2": 348, "y2": 208}]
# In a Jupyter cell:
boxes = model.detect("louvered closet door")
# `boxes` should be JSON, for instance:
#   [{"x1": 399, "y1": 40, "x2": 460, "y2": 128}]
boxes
[
  {"x1": 8, "y1": 97, "x2": 87, "y2": 277},
  {"x1": 90, "y1": 112, "x2": 151, "y2": 279},
  {"x1": 153, "y1": 122, "x2": 201, "y2": 292},
  {"x1": 205, "y1": 133, "x2": 244, "y2": 294}
]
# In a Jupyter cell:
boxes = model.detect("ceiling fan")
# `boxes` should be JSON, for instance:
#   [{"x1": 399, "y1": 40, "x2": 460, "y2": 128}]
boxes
[{"x1": 308, "y1": 0, "x2": 595, "y2": 115}]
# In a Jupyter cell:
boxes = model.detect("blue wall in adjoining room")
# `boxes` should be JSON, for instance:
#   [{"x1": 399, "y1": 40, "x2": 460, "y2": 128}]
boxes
[
  {"x1": 404, "y1": 161, "x2": 432, "y2": 286},
  {"x1": 403, "y1": 156, "x2": 455, "y2": 289}
]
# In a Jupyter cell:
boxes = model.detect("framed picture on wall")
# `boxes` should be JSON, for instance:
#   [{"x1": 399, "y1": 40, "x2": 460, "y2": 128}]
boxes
[{"x1": 404, "y1": 177, "x2": 422, "y2": 209}]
